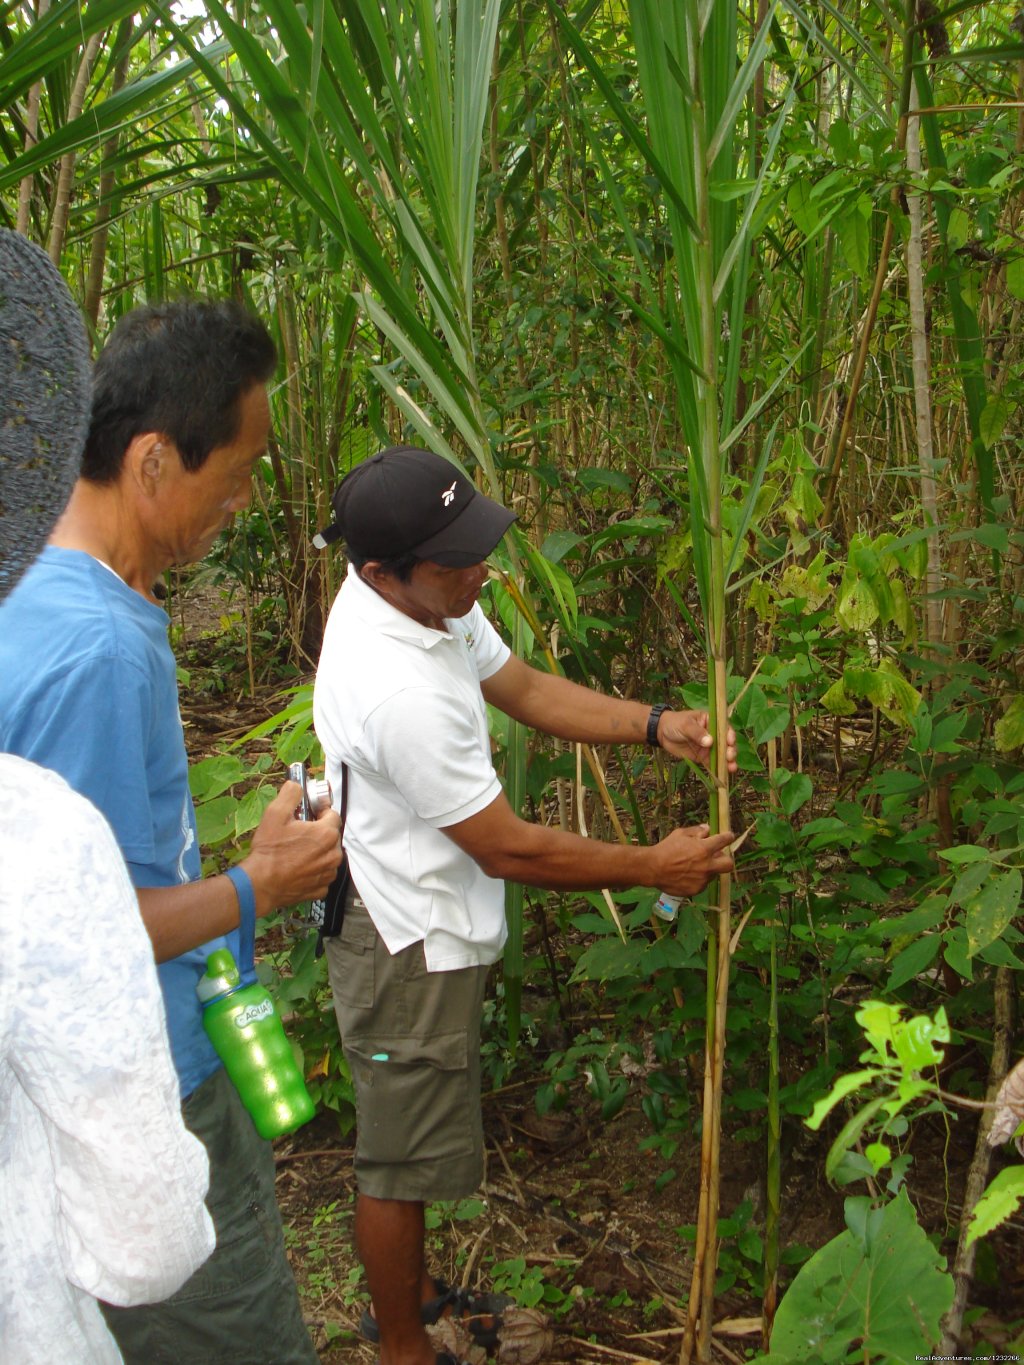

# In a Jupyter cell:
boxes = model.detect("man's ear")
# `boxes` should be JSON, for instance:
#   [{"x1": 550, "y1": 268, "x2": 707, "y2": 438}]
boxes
[
  {"x1": 360, "y1": 560, "x2": 387, "y2": 590},
  {"x1": 127, "y1": 433, "x2": 169, "y2": 496}
]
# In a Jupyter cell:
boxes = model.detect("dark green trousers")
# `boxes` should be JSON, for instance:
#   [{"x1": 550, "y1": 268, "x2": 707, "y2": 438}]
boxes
[{"x1": 102, "y1": 1067, "x2": 318, "y2": 1364}]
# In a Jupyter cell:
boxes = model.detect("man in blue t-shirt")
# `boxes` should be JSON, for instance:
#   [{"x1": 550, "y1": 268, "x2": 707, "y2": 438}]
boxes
[{"x1": 0, "y1": 300, "x2": 342, "y2": 1364}]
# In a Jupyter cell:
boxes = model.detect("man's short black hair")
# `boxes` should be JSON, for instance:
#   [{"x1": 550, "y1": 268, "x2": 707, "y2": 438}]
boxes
[
  {"x1": 348, "y1": 547, "x2": 421, "y2": 583},
  {"x1": 82, "y1": 299, "x2": 277, "y2": 483}
]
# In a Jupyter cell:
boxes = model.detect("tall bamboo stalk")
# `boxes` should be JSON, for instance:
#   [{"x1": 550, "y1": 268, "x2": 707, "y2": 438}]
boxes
[
  {"x1": 16, "y1": 0, "x2": 49, "y2": 237},
  {"x1": 683, "y1": 3, "x2": 734, "y2": 1349},
  {"x1": 47, "y1": 30, "x2": 103, "y2": 264},
  {"x1": 905, "y1": 68, "x2": 943, "y2": 651}
]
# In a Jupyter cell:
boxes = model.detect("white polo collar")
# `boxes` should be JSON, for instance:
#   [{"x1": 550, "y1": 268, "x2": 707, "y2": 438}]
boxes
[{"x1": 343, "y1": 561, "x2": 454, "y2": 649}]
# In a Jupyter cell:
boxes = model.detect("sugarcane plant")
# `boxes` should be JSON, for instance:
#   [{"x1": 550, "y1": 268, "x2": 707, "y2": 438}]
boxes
[{"x1": 551, "y1": 0, "x2": 800, "y2": 1356}]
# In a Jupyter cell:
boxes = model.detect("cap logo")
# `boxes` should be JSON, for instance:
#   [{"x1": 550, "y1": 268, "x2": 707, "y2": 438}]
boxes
[{"x1": 442, "y1": 480, "x2": 457, "y2": 507}]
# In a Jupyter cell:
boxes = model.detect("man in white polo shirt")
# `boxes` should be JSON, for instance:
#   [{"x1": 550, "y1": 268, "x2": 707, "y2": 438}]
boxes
[{"x1": 313, "y1": 446, "x2": 736, "y2": 1365}]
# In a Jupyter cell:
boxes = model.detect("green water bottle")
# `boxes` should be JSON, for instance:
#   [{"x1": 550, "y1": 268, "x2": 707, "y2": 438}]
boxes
[{"x1": 197, "y1": 948, "x2": 315, "y2": 1140}]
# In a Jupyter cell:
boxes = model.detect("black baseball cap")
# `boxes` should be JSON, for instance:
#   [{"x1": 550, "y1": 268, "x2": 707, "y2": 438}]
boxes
[{"x1": 314, "y1": 446, "x2": 516, "y2": 567}]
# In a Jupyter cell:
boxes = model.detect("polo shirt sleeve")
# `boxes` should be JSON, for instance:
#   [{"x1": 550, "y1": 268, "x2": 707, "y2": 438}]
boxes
[
  {"x1": 6, "y1": 653, "x2": 158, "y2": 864},
  {"x1": 365, "y1": 685, "x2": 502, "y2": 829},
  {"x1": 466, "y1": 607, "x2": 511, "y2": 682}
]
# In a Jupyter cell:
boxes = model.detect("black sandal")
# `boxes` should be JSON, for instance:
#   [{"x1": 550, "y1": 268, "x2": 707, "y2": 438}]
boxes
[
  {"x1": 360, "y1": 1277, "x2": 453, "y2": 1343},
  {"x1": 360, "y1": 1278, "x2": 513, "y2": 1349}
]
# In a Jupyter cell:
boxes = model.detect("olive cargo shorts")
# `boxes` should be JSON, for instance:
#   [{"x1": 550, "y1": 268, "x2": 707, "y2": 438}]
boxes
[
  {"x1": 328, "y1": 896, "x2": 490, "y2": 1201},
  {"x1": 101, "y1": 1066, "x2": 318, "y2": 1365}
]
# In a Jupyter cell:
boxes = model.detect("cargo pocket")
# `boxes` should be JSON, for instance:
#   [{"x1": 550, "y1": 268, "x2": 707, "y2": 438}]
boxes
[
  {"x1": 346, "y1": 1030, "x2": 474, "y2": 1167},
  {"x1": 327, "y1": 902, "x2": 376, "y2": 1012}
]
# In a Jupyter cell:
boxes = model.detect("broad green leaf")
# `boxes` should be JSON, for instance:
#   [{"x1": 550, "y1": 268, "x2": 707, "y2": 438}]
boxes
[
  {"x1": 939, "y1": 844, "x2": 990, "y2": 865},
  {"x1": 843, "y1": 665, "x2": 921, "y2": 726},
  {"x1": 892, "y1": 1007, "x2": 950, "y2": 1072},
  {"x1": 950, "y1": 522, "x2": 1010, "y2": 553},
  {"x1": 838, "y1": 198, "x2": 870, "y2": 278},
  {"x1": 194, "y1": 794, "x2": 238, "y2": 848},
  {"x1": 791, "y1": 178, "x2": 824, "y2": 237},
  {"x1": 777, "y1": 563, "x2": 831, "y2": 610},
  {"x1": 820, "y1": 679, "x2": 856, "y2": 717},
  {"x1": 769, "y1": 1190, "x2": 953, "y2": 1361},
  {"x1": 995, "y1": 695, "x2": 1024, "y2": 752},
  {"x1": 864, "y1": 1141, "x2": 890, "y2": 1174},
  {"x1": 1007, "y1": 255, "x2": 1024, "y2": 301},
  {"x1": 835, "y1": 576, "x2": 879, "y2": 631},
  {"x1": 777, "y1": 771, "x2": 813, "y2": 816},
  {"x1": 889, "y1": 579, "x2": 915, "y2": 640},
  {"x1": 235, "y1": 785, "x2": 275, "y2": 838},
  {"x1": 887, "y1": 935, "x2": 940, "y2": 992},
  {"x1": 189, "y1": 753, "x2": 249, "y2": 801},
  {"x1": 949, "y1": 858, "x2": 993, "y2": 908},
  {"x1": 966, "y1": 868, "x2": 1022, "y2": 957},
  {"x1": 966, "y1": 1166, "x2": 1024, "y2": 1246},
  {"x1": 980, "y1": 394, "x2": 1009, "y2": 449},
  {"x1": 947, "y1": 206, "x2": 970, "y2": 250}
]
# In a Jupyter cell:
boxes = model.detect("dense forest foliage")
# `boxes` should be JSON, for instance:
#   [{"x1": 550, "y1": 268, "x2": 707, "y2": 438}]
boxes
[{"x1": 3, "y1": 1, "x2": 1024, "y2": 1359}]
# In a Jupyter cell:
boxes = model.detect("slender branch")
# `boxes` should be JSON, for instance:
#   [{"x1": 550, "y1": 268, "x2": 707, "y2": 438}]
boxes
[{"x1": 939, "y1": 967, "x2": 1015, "y2": 1354}]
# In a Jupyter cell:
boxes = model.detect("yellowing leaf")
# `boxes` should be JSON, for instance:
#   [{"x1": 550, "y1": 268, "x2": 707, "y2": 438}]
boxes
[
  {"x1": 821, "y1": 679, "x2": 856, "y2": 717},
  {"x1": 995, "y1": 695, "x2": 1024, "y2": 752},
  {"x1": 836, "y1": 576, "x2": 879, "y2": 631},
  {"x1": 967, "y1": 868, "x2": 1023, "y2": 958}
]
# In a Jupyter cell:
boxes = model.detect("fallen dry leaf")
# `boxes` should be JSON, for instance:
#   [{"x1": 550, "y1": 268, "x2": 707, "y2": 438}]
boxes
[{"x1": 988, "y1": 1055, "x2": 1024, "y2": 1156}]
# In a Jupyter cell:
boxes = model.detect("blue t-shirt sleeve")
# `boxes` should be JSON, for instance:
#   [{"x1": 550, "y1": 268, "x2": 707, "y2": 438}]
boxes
[{"x1": 6, "y1": 654, "x2": 157, "y2": 863}]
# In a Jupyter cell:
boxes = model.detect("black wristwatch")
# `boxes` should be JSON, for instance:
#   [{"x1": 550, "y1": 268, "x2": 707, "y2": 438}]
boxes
[{"x1": 646, "y1": 703, "x2": 670, "y2": 747}]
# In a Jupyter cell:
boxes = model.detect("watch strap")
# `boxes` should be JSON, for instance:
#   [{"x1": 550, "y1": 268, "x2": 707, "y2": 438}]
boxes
[{"x1": 646, "y1": 703, "x2": 669, "y2": 747}]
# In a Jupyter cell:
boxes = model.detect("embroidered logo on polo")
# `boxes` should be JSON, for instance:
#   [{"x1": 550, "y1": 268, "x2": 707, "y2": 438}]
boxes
[{"x1": 442, "y1": 480, "x2": 457, "y2": 506}]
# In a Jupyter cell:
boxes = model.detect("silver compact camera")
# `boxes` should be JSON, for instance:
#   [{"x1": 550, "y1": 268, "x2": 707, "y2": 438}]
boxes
[{"x1": 288, "y1": 762, "x2": 333, "y2": 822}]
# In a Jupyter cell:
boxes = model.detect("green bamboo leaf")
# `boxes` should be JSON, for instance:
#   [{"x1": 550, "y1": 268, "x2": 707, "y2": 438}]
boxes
[
  {"x1": 778, "y1": 0, "x2": 888, "y2": 117},
  {"x1": 706, "y1": 3, "x2": 776, "y2": 167},
  {"x1": 361, "y1": 296, "x2": 480, "y2": 452},
  {"x1": 547, "y1": 0, "x2": 700, "y2": 240},
  {"x1": 1007, "y1": 256, "x2": 1024, "y2": 301},
  {"x1": 713, "y1": 81, "x2": 798, "y2": 305},
  {"x1": 0, "y1": 0, "x2": 141, "y2": 99},
  {"x1": 369, "y1": 368, "x2": 463, "y2": 471},
  {"x1": 0, "y1": 48, "x2": 227, "y2": 192},
  {"x1": 522, "y1": 541, "x2": 579, "y2": 634}
]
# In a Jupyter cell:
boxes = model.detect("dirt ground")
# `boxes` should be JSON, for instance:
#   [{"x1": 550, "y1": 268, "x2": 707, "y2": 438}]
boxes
[{"x1": 273, "y1": 1062, "x2": 1024, "y2": 1365}]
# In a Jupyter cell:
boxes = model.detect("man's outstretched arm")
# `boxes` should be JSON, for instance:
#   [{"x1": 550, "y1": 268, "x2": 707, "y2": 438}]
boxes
[
  {"x1": 442, "y1": 789, "x2": 734, "y2": 896},
  {"x1": 480, "y1": 652, "x2": 738, "y2": 771}
]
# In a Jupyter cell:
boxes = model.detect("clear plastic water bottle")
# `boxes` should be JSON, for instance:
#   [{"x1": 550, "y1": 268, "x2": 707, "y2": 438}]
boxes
[
  {"x1": 197, "y1": 948, "x2": 315, "y2": 1140},
  {"x1": 652, "y1": 891, "x2": 681, "y2": 922}
]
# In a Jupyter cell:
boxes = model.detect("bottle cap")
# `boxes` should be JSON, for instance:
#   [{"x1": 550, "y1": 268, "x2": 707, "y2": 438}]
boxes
[{"x1": 197, "y1": 947, "x2": 241, "y2": 1005}]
